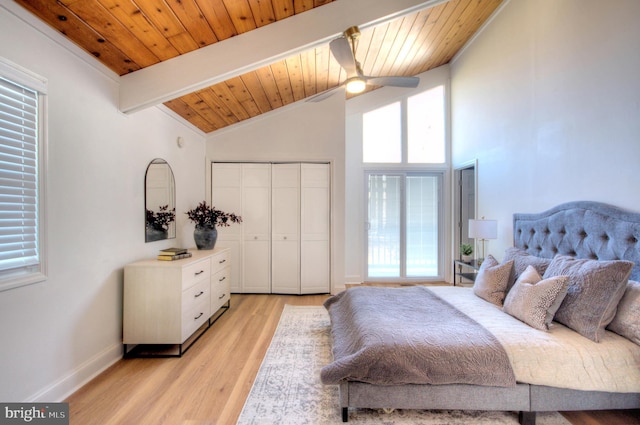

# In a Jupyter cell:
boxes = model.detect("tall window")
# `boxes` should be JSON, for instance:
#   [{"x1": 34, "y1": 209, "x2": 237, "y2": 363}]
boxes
[
  {"x1": 363, "y1": 85, "x2": 445, "y2": 165},
  {"x1": 367, "y1": 172, "x2": 442, "y2": 279},
  {"x1": 362, "y1": 85, "x2": 446, "y2": 280},
  {"x1": 0, "y1": 59, "x2": 47, "y2": 291}
]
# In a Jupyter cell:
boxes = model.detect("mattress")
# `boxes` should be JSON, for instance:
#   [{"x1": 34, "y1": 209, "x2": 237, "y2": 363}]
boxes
[{"x1": 429, "y1": 286, "x2": 640, "y2": 393}]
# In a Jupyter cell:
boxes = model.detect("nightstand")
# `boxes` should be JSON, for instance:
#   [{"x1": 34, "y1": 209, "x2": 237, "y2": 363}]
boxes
[{"x1": 453, "y1": 259, "x2": 481, "y2": 286}]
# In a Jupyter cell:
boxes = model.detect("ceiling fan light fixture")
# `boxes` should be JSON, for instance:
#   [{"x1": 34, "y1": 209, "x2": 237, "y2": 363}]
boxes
[{"x1": 345, "y1": 77, "x2": 366, "y2": 94}]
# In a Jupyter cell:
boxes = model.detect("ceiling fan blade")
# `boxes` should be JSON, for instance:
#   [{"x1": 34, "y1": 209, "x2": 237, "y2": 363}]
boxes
[
  {"x1": 306, "y1": 86, "x2": 344, "y2": 103},
  {"x1": 366, "y1": 75, "x2": 420, "y2": 88},
  {"x1": 329, "y1": 37, "x2": 358, "y2": 76}
]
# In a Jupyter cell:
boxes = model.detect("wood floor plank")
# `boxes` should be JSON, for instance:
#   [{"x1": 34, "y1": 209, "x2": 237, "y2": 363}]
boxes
[{"x1": 65, "y1": 293, "x2": 640, "y2": 425}]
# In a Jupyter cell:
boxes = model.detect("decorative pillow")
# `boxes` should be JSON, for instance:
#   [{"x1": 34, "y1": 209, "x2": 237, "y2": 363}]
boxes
[
  {"x1": 607, "y1": 280, "x2": 640, "y2": 345},
  {"x1": 473, "y1": 255, "x2": 514, "y2": 306},
  {"x1": 543, "y1": 255, "x2": 633, "y2": 342},
  {"x1": 503, "y1": 265, "x2": 570, "y2": 330},
  {"x1": 503, "y1": 247, "x2": 552, "y2": 291}
]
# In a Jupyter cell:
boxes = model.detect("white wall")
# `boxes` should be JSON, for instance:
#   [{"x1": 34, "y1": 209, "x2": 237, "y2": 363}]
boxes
[
  {"x1": 205, "y1": 94, "x2": 346, "y2": 293},
  {"x1": 451, "y1": 0, "x2": 640, "y2": 259},
  {"x1": 0, "y1": 4, "x2": 207, "y2": 401}
]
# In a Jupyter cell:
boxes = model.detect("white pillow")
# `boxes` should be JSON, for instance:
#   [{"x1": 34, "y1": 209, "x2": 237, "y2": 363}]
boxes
[
  {"x1": 473, "y1": 255, "x2": 513, "y2": 306},
  {"x1": 503, "y1": 265, "x2": 570, "y2": 330}
]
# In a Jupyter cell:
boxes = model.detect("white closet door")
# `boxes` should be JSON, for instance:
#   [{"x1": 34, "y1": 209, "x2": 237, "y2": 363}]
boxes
[
  {"x1": 211, "y1": 163, "x2": 242, "y2": 293},
  {"x1": 241, "y1": 164, "x2": 272, "y2": 293},
  {"x1": 301, "y1": 163, "x2": 330, "y2": 294},
  {"x1": 271, "y1": 164, "x2": 301, "y2": 294}
]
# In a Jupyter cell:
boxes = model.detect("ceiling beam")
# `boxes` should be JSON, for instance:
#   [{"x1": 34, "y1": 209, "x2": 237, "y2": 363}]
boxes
[{"x1": 118, "y1": 0, "x2": 445, "y2": 114}]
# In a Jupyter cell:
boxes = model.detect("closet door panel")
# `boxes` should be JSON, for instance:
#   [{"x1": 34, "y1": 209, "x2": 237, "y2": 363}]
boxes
[
  {"x1": 271, "y1": 239, "x2": 299, "y2": 293},
  {"x1": 242, "y1": 239, "x2": 271, "y2": 293},
  {"x1": 242, "y1": 164, "x2": 271, "y2": 293},
  {"x1": 271, "y1": 164, "x2": 300, "y2": 294},
  {"x1": 301, "y1": 164, "x2": 330, "y2": 294},
  {"x1": 301, "y1": 240, "x2": 330, "y2": 294},
  {"x1": 211, "y1": 163, "x2": 243, "y2": 292}
]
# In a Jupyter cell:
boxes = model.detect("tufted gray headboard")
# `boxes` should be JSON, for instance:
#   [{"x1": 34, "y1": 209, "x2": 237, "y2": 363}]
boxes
[{"x1": 513, "y1": 201, "x2": 640, "y2": 281}]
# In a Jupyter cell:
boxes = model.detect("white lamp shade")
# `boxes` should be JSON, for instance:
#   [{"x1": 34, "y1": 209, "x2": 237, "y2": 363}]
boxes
[{"x1": 468, "y1": 219, "x2": 497, "y2": 240}]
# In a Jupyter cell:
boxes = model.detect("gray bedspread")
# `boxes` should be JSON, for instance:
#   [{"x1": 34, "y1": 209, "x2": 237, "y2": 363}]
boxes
[{"x1": 320, "y1": 286, "x2": 516, "y2": 387}]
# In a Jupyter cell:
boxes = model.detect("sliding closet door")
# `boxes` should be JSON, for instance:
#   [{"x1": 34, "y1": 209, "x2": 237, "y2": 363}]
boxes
[
  {"x1": 213, "y1": 162, "x2": 329, "y2": 294},
  {"x1": 271, "y1": 164, "x2": 300, "y2": 294},
  {"x1": 300, "y1": 163, "x2": 330, "y2": 294}
]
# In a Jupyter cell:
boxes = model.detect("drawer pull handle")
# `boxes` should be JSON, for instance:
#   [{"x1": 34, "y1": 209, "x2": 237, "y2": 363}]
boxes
[
  {"x1": 194, "y1": 312, "x2": 204, "y2": 320},
  {"x1": 218, "y1": 259, "x2": 226, "y2": 264},
  {"x1": 194, "y1": 291, "x2": 204, "y2": 298},
  {"x1": 195, "y1": 270, "x2": 204, "y2": 276},
  {"x1": 219, "y1": 293, "x2": 226, "y2": 300},
  {"x1": 219, "y1": 276, "x2": 226, "y2": 282}
]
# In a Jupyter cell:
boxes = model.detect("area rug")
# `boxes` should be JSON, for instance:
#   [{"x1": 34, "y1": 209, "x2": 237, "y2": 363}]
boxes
[{"x1": 236, "y1": 305, "x2": 570, "y2": 425}]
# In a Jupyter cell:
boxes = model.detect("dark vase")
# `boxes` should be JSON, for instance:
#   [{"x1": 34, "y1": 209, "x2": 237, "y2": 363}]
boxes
[
  {"x1": 146, "y1": 227, "x2": 168, "y2": 242},
  {"x1": 194, "y1": 225, "x2": 217, "y2": 250}
]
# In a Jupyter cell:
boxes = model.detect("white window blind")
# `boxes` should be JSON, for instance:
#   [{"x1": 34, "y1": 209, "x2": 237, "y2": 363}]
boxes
[{"x1": 0, "y1": 77, "x2": 39, "y2": 274}]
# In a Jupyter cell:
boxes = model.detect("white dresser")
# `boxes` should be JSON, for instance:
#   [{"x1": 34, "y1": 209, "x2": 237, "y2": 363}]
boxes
[{"x1": 123, "y1": 248, "x2": 230, "y2": 356}]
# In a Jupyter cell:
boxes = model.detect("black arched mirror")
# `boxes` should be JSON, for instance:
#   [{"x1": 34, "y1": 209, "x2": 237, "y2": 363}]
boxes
[{"x1": 145, "y1": 158, "x2": 176, "y2": 242}]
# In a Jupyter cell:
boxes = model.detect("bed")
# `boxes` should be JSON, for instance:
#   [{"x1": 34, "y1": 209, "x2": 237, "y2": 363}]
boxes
[{"x1": 322, "y1": 201, "x2": 640, "y2": 424}]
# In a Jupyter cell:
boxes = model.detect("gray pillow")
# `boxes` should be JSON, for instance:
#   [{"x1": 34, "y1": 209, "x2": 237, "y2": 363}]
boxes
[
  {"x1": 503, "y1": 265, "x2": 570, "y2": 331},
  {"x1": 473, "y1": 255, "x2": 513, "y2": 306},
  {"x1": 503, "y1": 247, "x2": 552, "y2": 291},
  {"x1": 607, "y1": 280, "x2": 640, "y2": 345},
  {"x1": 543, "y1": 255, "x2": 633, "y2": 342}
]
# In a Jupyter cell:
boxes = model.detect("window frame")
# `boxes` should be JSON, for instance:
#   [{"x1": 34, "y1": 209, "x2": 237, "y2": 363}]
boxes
[
  {"x1": 0, "y1": 57, "x2": 48, "y2": 292},
  {"x1": 359, "y1": 82, "x2": 449, "y2": 283},
  {"x1": 362, "y1": 85, "x2": 446, "y2": 166},
  {"x1": 364, "y1": 168, "x2": 445, "y2": 282}
]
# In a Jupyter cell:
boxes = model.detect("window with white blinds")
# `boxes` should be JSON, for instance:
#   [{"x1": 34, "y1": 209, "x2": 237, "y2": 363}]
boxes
[{"x1": 0, "y1": 59, "x2": 47, "y2": 291}]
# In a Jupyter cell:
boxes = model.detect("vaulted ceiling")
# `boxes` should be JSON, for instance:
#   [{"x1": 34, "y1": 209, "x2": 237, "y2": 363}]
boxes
[{"x1": 14, "y1": 0, "x2": 502, "y2": 134}]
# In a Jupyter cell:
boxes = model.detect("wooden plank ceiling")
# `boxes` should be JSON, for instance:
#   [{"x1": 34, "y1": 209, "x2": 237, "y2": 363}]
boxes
[{"x1": 15, "y1": 0, "x2": 502, "y2": 134}]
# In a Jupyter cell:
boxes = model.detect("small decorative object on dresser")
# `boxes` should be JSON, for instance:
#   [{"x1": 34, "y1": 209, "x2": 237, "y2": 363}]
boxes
[{"x1": 185, "y1": 201, "x2": 242, "y2": 250}]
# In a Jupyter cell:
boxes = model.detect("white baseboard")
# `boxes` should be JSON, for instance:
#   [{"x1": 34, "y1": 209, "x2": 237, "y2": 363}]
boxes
[{"x1": 28, "y1": 342, "x2": 123, "y2": 402}]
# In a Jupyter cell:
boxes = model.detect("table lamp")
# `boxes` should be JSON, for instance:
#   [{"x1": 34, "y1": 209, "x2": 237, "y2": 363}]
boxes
[{"x1": 468, "y1": 217, "x2": 497, "y2": 263}]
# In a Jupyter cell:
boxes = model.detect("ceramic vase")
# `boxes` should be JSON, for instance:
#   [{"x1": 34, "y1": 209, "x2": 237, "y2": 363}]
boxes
[{"x1": 194, "y1": 225, "x2": 217, "y2": 250}]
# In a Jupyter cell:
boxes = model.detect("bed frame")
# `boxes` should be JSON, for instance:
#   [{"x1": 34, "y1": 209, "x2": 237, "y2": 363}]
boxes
[{"x1": 339, "y1": 201, "x2": 640, "y2": 424}]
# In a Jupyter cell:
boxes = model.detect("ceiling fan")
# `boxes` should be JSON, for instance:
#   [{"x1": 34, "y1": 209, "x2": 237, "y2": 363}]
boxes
[{"x1": 308, "y1": 26, "x2": 420, "y2": 102}]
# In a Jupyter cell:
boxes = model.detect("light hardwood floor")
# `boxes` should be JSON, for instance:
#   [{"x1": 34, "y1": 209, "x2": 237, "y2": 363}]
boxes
[{"x1": 66, "y1": 294, "x2": 640, "y2": 424}]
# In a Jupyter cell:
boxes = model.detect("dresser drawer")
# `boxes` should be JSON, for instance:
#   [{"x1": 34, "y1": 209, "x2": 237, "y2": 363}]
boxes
[
  {"x1": 182, "y1": 278, "x2": 210, "y2": 311},
  {"x1": 182, "y1": 258, "x2": 211, "y2": 290},
  {"x1": 211, "y1": 250, "x2": 230, "y2": 275},
  {"x1": 211, "y1": 267, "x2": 231, "y2": 311},
  {"x1": 182, "y1": 297, "x2": 210, "y2": 342}
]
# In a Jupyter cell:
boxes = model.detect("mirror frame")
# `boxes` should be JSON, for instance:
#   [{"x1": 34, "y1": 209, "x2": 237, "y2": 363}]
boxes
[{"x1": 144, "y1": 158, "x2": 176, "y2": 242}]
